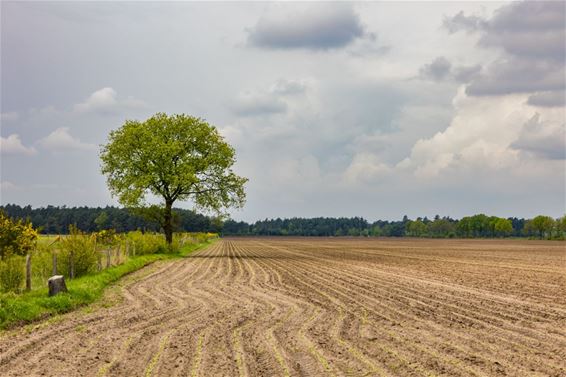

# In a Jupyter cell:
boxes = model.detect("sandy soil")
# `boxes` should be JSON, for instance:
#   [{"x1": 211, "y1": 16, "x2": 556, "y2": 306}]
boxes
[{"x1": 1, "y1": 238, "x2": 565, "y2": 377}]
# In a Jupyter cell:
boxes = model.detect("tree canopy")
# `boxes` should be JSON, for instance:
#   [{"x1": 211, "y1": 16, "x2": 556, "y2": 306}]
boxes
[{"x1": 100, "y1": 113, "x2": 247, "y2": 243}]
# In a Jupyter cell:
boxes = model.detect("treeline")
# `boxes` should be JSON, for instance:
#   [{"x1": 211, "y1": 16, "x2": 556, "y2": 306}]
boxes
[
  {"x1": 0, "y1": 204, "x2": 221, "y2": 234},
  {"x1": 224, "y1": 214, "x2": 566, "y2": 239},
  {"x1": 2, "y1": 204, "x2": 564, "y2": 239}
]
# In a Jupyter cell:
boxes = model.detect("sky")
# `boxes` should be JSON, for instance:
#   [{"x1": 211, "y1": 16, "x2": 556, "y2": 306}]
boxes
[{"x1": 1, "y1": 1, "x2": 565, "y2": 222}]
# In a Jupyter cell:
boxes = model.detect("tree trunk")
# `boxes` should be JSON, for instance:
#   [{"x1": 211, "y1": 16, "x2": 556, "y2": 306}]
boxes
[{"x1": 164, "y1": 200, "x2": 173, "y2": 245}]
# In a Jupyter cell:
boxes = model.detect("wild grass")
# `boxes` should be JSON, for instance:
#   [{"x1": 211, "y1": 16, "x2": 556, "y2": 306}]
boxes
[{"x1": 0, "y1": 239, "x2": 214, "y2": 330}]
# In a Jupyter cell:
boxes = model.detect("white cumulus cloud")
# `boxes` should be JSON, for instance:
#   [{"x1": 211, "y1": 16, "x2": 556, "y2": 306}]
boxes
[
  {"x1": 344, "y1": 153, "x2": 391, "y2": 184},
  {"x1": 398, "y1": 87, "x2": 539, "y2": 178},
  {"x1": 73, "y1": 87, "x2": 146, "y2": 114},
  {"x1": 37, "y1": 127, "x2": 97, "y2": 152},
  {"x1": 0, "y1": 134, "x2": 37, "y2": 155}
]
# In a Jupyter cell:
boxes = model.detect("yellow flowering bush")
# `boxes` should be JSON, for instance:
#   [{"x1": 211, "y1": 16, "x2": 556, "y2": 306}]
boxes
[{"x1": 0, "y1": 211, "x2": 38, "y2": 260}]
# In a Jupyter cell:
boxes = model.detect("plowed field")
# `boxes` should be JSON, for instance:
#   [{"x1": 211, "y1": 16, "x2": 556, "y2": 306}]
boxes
[{"x1": 1, "y1": 238, "x2": 565, "y2": 376}]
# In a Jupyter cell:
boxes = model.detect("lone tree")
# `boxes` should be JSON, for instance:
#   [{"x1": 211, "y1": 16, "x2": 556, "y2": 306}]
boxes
[{"x1": 100, "y1": 113, "x2": 247, "y2": 244}]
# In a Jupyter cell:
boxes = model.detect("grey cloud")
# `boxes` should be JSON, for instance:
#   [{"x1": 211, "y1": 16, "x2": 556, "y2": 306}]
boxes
[
  {"x1": 443, "y1": 11, "x2": 486, "y2": 33},
  {"x1": 466, "y1": 59, "x2": 564, "y2": 96},
  {"x1": 346, "y1": 32, "x2": 390, "y2": 57},
  {"x1": 488, "y1": 1, "x2": 565, "y2": 33},
  {"x1": 511, "y1": 114, "x2": 565, "y2": 160},
  {"x1": 527, "y1": 91, "x2": 566, "y2": 108},
  {"x1": 269, "y1": 79, "x2": 308, "y2": 95},
  {"x1": 247, "y1": 4, "x2": 365, "y2": 50},
  {"x1": 449, "y1": 2, "x2": 566, "y2": 66},
  {"x1": 444, "y1": 2, "x2": 565, "y2": 38},
  {"x1": 231, "y1": 93, "x2": 287, "y2": 117},
  {"x1": 452, "y1": 65, "x2": 481, "y2": 82},
  {"x1": 480, "y1": 29, "x2": 565, "y2": 62},
  {"x1": 348, "y1": 43, "x2": 390, "y2": 58},
  {"x1": 232, "y1": 79, "x2": 310, "y2": 116},
  {"x1": 419, "y1": 57, "x2": 451, "y2": 81},
  {"x1": 419, "y1": 57, "x2": 481, "y2": 83},
  {"x1": 445, "y1": 1, "x2": 566, "y2": 97}
]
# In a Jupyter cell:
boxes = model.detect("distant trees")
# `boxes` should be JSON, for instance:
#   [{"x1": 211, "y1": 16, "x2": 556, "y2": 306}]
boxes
[
  {"x1": 246, "y1": 217, "x2": 369, "y2": 237},
  {"x1": 2, "y1": 204, "x2": 564, "y2": 240},
  {"x1": 220, "y1": 214, "x2": 564, "y2": 239},
  {"x1": 0, "y1": 205, "x2": 220, "y2": 235},
  {"x1": 526, "y1": 215, "x2": 556, "y2": 239},
  {"x1": 559, "y1": 215, "x2": 566, "y2": 234},
  {"x1": 494, "y1": 218, "x2": 513, "y2": 237},
  {"x1": 406, "y1": 219, "x2": 427, "y2": 237},
  {"x1": 428, "y1": 218, "x2": 456, "y2": 238},
  {"x1": 94, "y1": 212, "x2": 109, "y2": 230}
]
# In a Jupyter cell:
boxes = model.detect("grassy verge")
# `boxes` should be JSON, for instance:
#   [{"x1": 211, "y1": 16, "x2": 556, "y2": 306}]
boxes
[{"x1": 0, "y1": 240, "x2": 214, "y2": 330}]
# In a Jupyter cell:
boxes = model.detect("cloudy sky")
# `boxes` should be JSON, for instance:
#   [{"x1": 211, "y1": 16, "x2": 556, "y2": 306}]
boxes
[{"x1": 1, "y1": 1, "x2": 565, "y2": 221}]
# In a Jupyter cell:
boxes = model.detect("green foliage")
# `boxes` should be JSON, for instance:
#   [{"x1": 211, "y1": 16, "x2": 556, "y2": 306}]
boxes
[
  {"x1": 458, "y1": 214, "x2": 490, "y2": 237},
  {"x1": 0, "y1": 211, "x2": 38, "y2": 260},
  {"x1": 368, "y1": 226, "x2": 381, "y2": 237},
  {"x1": 93, "y1": 229, "x2": 118, "y2": 245},
  {"x1": 428, "y1": 218, "x2": 455, "y2": 238},
  {"x1": 406, "y1": 220, "x2": 427, "y2": 237},
  {"x1": 124, "y1": 231, "x2": 171, "y2": 255},
  {"x1": 58, "y1": 226, "x2": 98, "y2": 278},
  {"x1": 494, "y1": 218, "x2": 513, "y2": 237},
  {"x1": 94, "y1": 212, "x2": 109, "y2": 230},
  {"x1": 527, "y1": 215, "x2": 556, "y2": 239},
  {"x1": 100, "y1": 113, "x2": 247, "y2": 243},
  {"x1": 0, "y1": 256, "x2": 25, "y2": 293},
  {"x1": 559, "y1": 215, "x2": 566, "y2": 232}
]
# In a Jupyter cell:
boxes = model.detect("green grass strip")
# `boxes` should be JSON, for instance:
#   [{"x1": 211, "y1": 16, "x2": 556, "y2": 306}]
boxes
[{"x1": 0, "y1": 240, "x2": 214, "y2": 330}]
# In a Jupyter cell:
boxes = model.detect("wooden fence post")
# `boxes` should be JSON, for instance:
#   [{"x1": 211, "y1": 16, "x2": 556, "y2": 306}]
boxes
[
  {"x1": 97, "y1": 252, "x2": 102, "y2": 271},
  {"x1": 25, "y1": 254, "x2": 32, "y2": 291},
  {"x1": 106, "y1": 249, "x2": 111, "y2": 268}
]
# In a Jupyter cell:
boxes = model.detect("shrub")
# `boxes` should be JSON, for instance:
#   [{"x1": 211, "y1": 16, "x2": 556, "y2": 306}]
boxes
[
  {"x1": 0, "y1": 211, "x2": 38, "y2": 260},
  {"x1": 92, "y1": 229, "x2": 119, "y2": 246},
  {"x1": 0, "y1": 256, "x2": 25, "y2": 292},
  {"x1": 58, "y1": 226, "x2": 98, "y2": 278},
  {"x1": 176, "y1": 232, "x2": 217, "y2": 245},
  {"x1": 125, "y1": 231, "x2": 170, "y2": 255}
]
